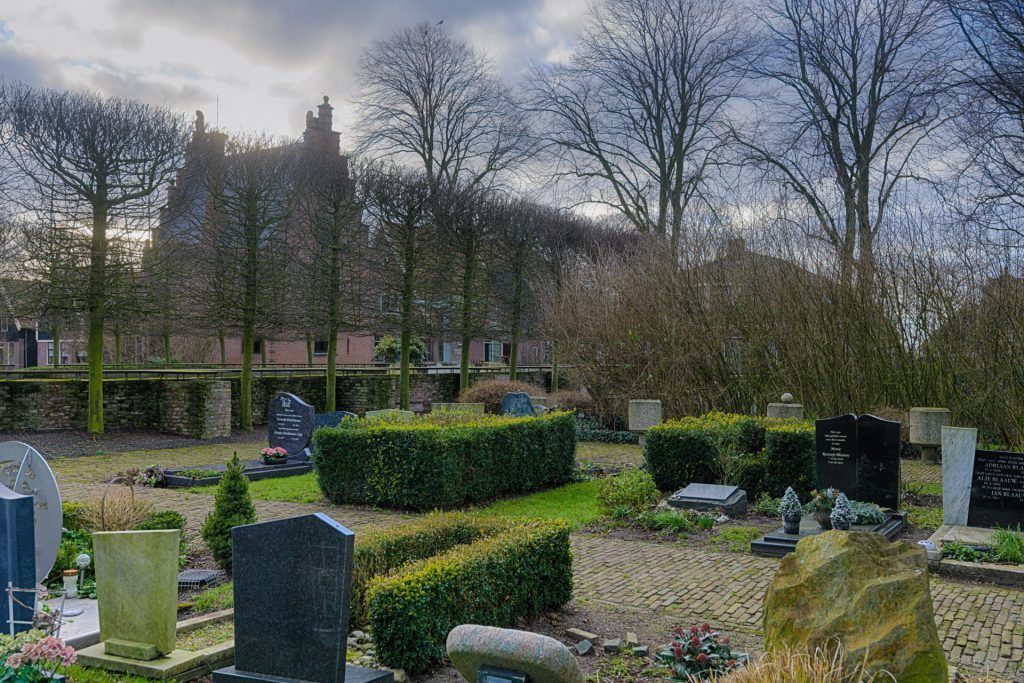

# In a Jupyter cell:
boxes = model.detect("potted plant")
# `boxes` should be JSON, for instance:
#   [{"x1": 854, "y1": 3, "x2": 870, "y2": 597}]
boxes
[
  {"x1": 261, "y1": 446, "x2": 289, "y2": 465},
  {"x1": 779, "y1": 487, "x2": 803, "y2": 535},
  {"x1": 806, "y1": 488, "x2": 838, "y2": 530},
  {"x1": 830, "y1": 493, "x2": 856, "y2": 531}
]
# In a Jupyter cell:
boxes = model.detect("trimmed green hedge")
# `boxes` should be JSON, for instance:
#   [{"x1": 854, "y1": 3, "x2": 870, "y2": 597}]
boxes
[
  {"x1": 644, "y1": 413, "x2": 814, "y2": 497},
  {"x1": 350, "y1": 513, "x2": 507, "y2": 626},
  {"x1": 366, "y1": 519, "x2": 573, "y2": 673},
  {"x1": 312, "y1": 411, "x2": 577, "y2": 510}
]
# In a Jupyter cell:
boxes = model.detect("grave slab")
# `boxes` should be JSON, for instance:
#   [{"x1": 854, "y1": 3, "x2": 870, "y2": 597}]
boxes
[
  {"x1": 668, "y1": 483, "x2": 747, "y2": 515},
  {"x1": 750, "y1": 512, "x2": 906, "y2": 558}
]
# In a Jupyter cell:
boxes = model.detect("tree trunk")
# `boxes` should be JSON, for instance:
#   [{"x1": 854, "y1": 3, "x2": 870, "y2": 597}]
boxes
[
  {"x1": 240, "y1": 324, "x2": 254, "y2": 431},
  {"x1": 400, "y1": 264, "x2": 416, "y2": 410},
  {"x1": 218, "y1": 329, "x2": 226, "y2": 366},
  {"x1": 306, "y1": 333, "x2": 314, "y2": 367},
  {"x1": 163, "y1": 324, "x2": 171, "y2": 366},
  {"x1": 113, "y1": 325, "x2": 121, "y2": 365},
  {"x1": 87, "y1": 199, "x2": 108, "y2": 434},
  {"x1": 52, "y1": 324, "x2": 61, "y2": 367},
  {"x1": 458, "y1": 245, "x2": 477, "y2": 393},
  {"x1": 509, "y1": 261, "x2": 524, "y2": 381},
  {"x1": 326, "y1": 332, "x2": 337, "y2": 412}
]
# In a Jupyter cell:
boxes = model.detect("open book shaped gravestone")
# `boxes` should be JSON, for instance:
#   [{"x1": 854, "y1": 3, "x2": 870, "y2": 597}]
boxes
[{"x1": 815, "y1": 413, "x2": 901, "y2": 510}]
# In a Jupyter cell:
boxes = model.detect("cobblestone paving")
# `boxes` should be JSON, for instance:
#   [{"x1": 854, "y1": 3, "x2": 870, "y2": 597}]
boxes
[
  {"x1": 572, "y1": 535, "x2": 1024, "y2": 679},
  {"x1": 902, "y1": 459, "x2": 944, "y2": 486}
]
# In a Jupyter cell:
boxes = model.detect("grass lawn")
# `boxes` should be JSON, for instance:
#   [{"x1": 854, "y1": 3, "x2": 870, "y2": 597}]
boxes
[{"x1": 468, "y1": 479, "x2": 604, "y2": 528}]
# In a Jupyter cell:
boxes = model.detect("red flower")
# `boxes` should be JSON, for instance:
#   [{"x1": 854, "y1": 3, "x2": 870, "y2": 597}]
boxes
[
  {"x1": 690, "y1": 636, "x2": 701, "y2": 648},
  {"x1": 696, "y1": 653, "x2": 709, "y2": 665},
  {"x1": 701, "y1": 623, "x2": 711, "y2": 633},
  {"x1": 690, "y1": 625, "x2": 699, "y2": 635},
  {"x1": 673, "y1": 626, "x2": 684, "y2": 637},
  {"x1": 727, "y1": 659, "x2": 737, "y2": 668},
  {"x1": 672, "y1": 642, "x2": 683, "y2": 661},
  {"x1": 722, "y1": 636, "x2": 730, "y2": 645}
]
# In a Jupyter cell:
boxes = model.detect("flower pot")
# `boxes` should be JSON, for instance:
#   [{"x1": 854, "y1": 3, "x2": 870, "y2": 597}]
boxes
[
  {"x1": 262, "y1": 456, "x2": 289, "y2": 466},
  {"x1": 62, "y1": 570, "x2": 78, "y2": 599},
  {"x1": 815, "y1": 509, "x2": 833, "y2": 530},
  {"x1": 782, "y1": 514, "x2": 802, "y2": 535}
]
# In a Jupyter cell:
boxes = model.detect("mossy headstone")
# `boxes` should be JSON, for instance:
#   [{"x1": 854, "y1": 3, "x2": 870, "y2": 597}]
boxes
[{"x1": 93, "y1": 529, "x2": 180, "y2": 660}]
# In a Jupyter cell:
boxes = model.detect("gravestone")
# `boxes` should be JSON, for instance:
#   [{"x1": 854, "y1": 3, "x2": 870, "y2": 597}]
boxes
[
  {"x1": 213, "y1": 514, "x2": 392, "y2": 683},
  {"x1": 315, "y1": 411, "x2": 357, "y2": 429},
  {"x1": 268, "y1": 393, "x2": 315, "y2": 461},
  {"x1": 500, "y1": 392, "x2": 535, "y2": 417},
  {"x1": 815, "y1": 414, "x2": 901, "y2": 510},
  {"x1": 766, "y1": 393, "x2": 805, "y2": 419},
  {"x1": 943, "y1": 427, "x2": 1024, "y2": 528},
  {"x1": 668, "y1": 483, "x2": 747, "y2": 515},
  {"x1": 909, "y1": 407, "x2": 950, "y2": 464},
  {"x1": 433, "y1": 402, "x2": 486, "y2": 414},
  {"x1": 0, "y1": 441, "x2": 63, "y2": 582},
  {"x1": 365, "y1": 408, "x2": 413, "y2": 422},
  {"x1": 0, "y1": 482, "x2": 36, "y2": 635}
]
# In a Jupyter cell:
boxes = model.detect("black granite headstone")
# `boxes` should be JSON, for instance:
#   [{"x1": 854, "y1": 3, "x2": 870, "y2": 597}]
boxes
[
  {"x1": 268, "y1": 393, "x2": 315, "y2": 460},
  {"x1": 213, "y1": 514, "x2": 392, "y2": 683},
  {"x1": 0, "y1": 482, "x2": 36, "y2": 635},
  {"x1": 967, "y1": 449, "x2": 1024, "y2": 528},
  {"x1": 815, "y1": 414, "x2": 901, "y2": 510}
]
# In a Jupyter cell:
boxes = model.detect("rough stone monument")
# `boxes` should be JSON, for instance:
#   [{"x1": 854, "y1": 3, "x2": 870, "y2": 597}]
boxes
[
  {"x1": 213, "y1": 514, "x2": 392, "y2": 683},
  {"x1": 0, "y1": 482, "x2": 36, "y2": 635},
  {"x1": 628, "y1": 400, "x2": 662, "y2": 447},
  {"x1": 268, "y1": 393, "x2": 315, "y2": 461},
  {"x1": 500, "y1": 392, "x2": 535, "y2": 417},
  {"x1": 766, "y1": 393, "x2": 805, "y2": 419},
  {"x1": 77, "y1": 529, "x2": 205, "y2": 679},
  {"x1": 447, "y1": 624, "x2": 584, "y2": 683},
  {"x1": 0, "y1": 441, "x2": 63, "y2": 583},
  {"x1": 909, "y1": 407, "x2": 951, "y2": 464}
]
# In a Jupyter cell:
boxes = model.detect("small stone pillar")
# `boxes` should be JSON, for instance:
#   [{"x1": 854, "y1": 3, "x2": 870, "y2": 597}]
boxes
[
  {"x1": 766, "y1": 392, "x2": 804, "y2": 419},
  {"x1": 909, "y1": 407, "x2": 951, "y2": 464},
  {"x1": 628, "y1": 399, "x2": 662, "y2": 448}
]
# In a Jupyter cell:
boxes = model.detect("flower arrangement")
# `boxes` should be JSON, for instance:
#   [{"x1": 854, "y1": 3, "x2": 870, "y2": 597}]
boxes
[
  {"x1": 805, "y1": 488, "x2": 838, "y2": 512},
  {"x1": 1, "y1": 631, "x2": 77, "y2": 682},
  {"x1": 657, "y1": 624, "x2": 747, "y2": 681},
  {"x1": 261, "y1": 446, "x2": 289, "y2": 464},
  {"x1": 830, "y1": 493, "x2": 856, "y2": 530},
  {"x1": 779, "y1": 487, "x2": 803, "y2": 518}
]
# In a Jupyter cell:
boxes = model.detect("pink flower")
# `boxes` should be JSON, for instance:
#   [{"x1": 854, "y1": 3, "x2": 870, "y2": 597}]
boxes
[
  {"x1": 696, "y1": 653, "x2": 709, "y2": 665},
  {"x1": 5, "y1": 653, "x2": 23, "y2": 668}
]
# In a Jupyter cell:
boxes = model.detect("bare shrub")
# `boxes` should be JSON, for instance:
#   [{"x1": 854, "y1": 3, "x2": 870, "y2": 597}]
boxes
[
  {"x1": 82, "y1": 493, "x2": 153, "y2": 531},
  {"x1": 549, "y1": 389, "x2": 595, "y2": 414}
]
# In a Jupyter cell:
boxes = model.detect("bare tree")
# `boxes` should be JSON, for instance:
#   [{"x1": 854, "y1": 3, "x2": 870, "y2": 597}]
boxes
[
  {"x1": 529, "y1": 0, "x2": 747, "y2": 248},
  {"x1": 948, "y1": 0, "x2": 1024, "y2": 247},
  {"x1": 354, "y1": 22, "x2": 532, "y2": 191},
  {"x1": 740, "y1": 0, "x2": 953, "y2": 287},
  {"x1": 360, "y1": 163, "x2": 435, "y2": 409},
  {"x1": 0, "y1": 81, "x2": 187, "y2": 432}
]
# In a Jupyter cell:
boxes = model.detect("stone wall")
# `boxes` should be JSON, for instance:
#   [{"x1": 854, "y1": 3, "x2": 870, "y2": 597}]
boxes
[{"x1": 0, "y1": 370, "x2": 554, "y2": 435}]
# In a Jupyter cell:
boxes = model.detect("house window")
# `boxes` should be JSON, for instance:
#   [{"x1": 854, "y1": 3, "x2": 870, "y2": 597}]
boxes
[
  {"x1": 314, "y1": 340, "x2": 328, "y2": 355},
  {"x1": 253, "y1": 338, "x2": 263, "y2": 354},
  {"x1": 442, "y1": 342, "x2": 453, "y2": 364},
  {"x1": 484, "y1": 341, "x2": 503, "y2": 363},
  {"x1": 44, "y1": 341, "x2": 54, "y2": 365}
]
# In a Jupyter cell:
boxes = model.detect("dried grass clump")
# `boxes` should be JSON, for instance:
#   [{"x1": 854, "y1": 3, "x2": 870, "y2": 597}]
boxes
[
  {"x1": 459, "y1": 379, "x2": 547, "y2": 413},
  {"x1": 717, "y1": 642, "x2": 895, "y2": 683},
  {"x1": 82, "y1": 493, "x2": 154, "y2": 531}
]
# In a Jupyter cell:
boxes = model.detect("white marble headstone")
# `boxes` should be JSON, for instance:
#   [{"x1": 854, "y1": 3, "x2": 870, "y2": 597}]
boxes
[{"x1": 941, "y1": 427, "x2": 978, "y2": 526}]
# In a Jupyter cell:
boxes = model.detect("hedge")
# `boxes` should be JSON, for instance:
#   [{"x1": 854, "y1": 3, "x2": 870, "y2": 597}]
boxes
[
  {"x1": 366, "y1": 519, "x2": 573, "y2": 673},
  {"x1": 644, "y1": 413, "x2": 815, "y2": 498},
  {"x1": 312, "y1": 411, "x2": 577, "y2": 510},
  {"x1": 349, "y1": 513, "x2": 508, "y2": 626}
]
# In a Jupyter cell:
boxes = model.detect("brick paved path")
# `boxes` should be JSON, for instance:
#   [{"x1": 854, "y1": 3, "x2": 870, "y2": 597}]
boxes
[{"x1": 48, "y1": 446, "x2": 1021, "y2": 679}]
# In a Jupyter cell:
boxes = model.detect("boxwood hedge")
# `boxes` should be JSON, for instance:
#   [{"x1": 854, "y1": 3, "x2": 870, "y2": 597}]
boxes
[
  {"x1": 644, "y1": 412, "x2": 815, "y2": 497},
  {"x1": 366, "y1": 519, "x2": 573, "y2": 673},
  {"x1": 312, "y1": 411, "x2": 577, "y2": 510}
]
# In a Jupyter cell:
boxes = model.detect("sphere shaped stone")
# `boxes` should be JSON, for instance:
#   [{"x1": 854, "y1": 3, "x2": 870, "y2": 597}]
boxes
[
  {"x1": 780, "y1": 392, "x2": 794, "y2": 403},
  {"x1": 447, "y1": 624, "x2": 584, "y2": 683},
  {"x1": 763, "y1": 531, "x2": 948, "y2": 683}
]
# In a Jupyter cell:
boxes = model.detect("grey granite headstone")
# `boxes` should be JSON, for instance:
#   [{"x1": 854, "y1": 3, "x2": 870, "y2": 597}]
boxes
[
  {"x1": 365, "y1": 408, "x2": 413, "y2": 422},
  {"x1": 315, "y1": 411, "x2": 357, "y2": 429},
  {"x1": 941, "y1": 427, "x2": 977, "y2": 526},
  {"x1": 0, "y1": 482, "x2": 36, "y2": 635},
  {"x1": 668, "y1": 483, "x2": 747, "y2": 515},
  {"x1": 268, "y1": 393, "x2": 315, "y2": 461},
  {"x1": 213, "y1": 514, "x2": 392, "y2": 683},
  {"x1": 0, "y1": 441, "x2": 63, "y2": 582},
  {"x1": 500, "y1": 392, "x2": 535, "y2": 417}
]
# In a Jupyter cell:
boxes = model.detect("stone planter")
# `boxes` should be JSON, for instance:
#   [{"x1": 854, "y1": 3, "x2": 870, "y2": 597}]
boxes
[
  {"x1": 815, "y1": 509, "x2": 833, "y2": 530},
  {"x1": 833, "y1": 520, "x2": 851, "y2": 531},
  {"x1": 261, "y1": 455, "x2": 288, "y2": 466},
  {"x1": 782, "y1": 514, "x2": 801, "y2": 535}
]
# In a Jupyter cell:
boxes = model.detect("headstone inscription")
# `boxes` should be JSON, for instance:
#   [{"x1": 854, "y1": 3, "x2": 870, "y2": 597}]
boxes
[
  {"x1": 0, "y1": 483, "x2": 36, "y2": 635},
  {"x1": 0, "y1": 441, "x2": 63, "y2": 582},
  {"x1": 815, "y1": 414, "x2": 900, "y2": 510},
  {"x1": 213, "y1": 514, "x2": 392, "y2": 683},
  {"x1": 268, "y1": 393, "x2": 315, "y2": 461},
  {"x1": 500, "y1": 393, "x2": 535, "y2": 417},
  {"x1": 968, "y1": 449, "x2": 1024, "y2": 527}
]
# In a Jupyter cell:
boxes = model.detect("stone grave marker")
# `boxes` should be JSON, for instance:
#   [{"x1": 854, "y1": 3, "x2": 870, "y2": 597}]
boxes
[
  {"x1": 268, "y1": 393, "x2": 315, "y2": 461},
  {"x1": 815, "y1": 414, "x2": 901, "y2": 509},
  {"x1": 942, "y1": 426, "x2": 1024, "y2": 528},
  {"x1": 315, "y1": 411, "x2": 357, "y2": 429},
  {"x1": 668, "y1": 483, "x2": 747, "y2": 516},
  {"x1": 365, "y1": 408, "x2": 413, "y2": 421},
  {"x1": 432, "y1": 402, "x2": 486, "y2": 414},
  {"x1": 0, "y1": 482, "x2": 36, "y2": 635},
  {"x1": 213, "y1": 513, "x2": 392, "y2": 683},
  {"x1": 0, "y1": 441, "x2": 63, "y2": 582},
  {"x1": 500, "y1": 392, "x2": 535, "y2": 417}
]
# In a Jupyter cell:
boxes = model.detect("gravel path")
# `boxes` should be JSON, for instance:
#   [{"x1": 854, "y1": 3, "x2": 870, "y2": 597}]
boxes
[{"x1": 0, "y1": 427, "x2": 267, "y2": 458}]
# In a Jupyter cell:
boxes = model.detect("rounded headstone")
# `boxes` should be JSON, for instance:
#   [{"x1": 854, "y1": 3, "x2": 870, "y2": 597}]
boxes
[
  {"x1": 0, "y1": 441, "x2": 63, "y2": 583},
  {"x1": 627, "y1": 399, "x2": 662, "y2": 432},
  {"x1": 908, "y1": 407, "x2": 951, "y2": 447},
  {"x1": 447, "y1": 624, "x2": 584, "y2": 683},
  {"x1": 268, "y1": 393, "x2": 315, "y2": 457}
]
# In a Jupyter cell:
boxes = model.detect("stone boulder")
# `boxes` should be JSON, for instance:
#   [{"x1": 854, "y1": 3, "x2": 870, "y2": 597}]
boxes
[
  {"x1": 447, "y1": 624, "x2": 584, "y2": 683},
  {"x1": 763, "y1": 531, "x2": 947, "y2": 683}
]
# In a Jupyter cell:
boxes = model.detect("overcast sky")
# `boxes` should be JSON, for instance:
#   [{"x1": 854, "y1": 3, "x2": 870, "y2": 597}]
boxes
[{"x1": 0, "y1": 0, "x2": 586, "y2": 145}]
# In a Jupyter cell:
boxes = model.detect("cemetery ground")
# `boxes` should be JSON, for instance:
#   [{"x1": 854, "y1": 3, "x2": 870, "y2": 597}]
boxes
[{"x1": 35, "y1": 436, "x2": 1024, "y2": 682}]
